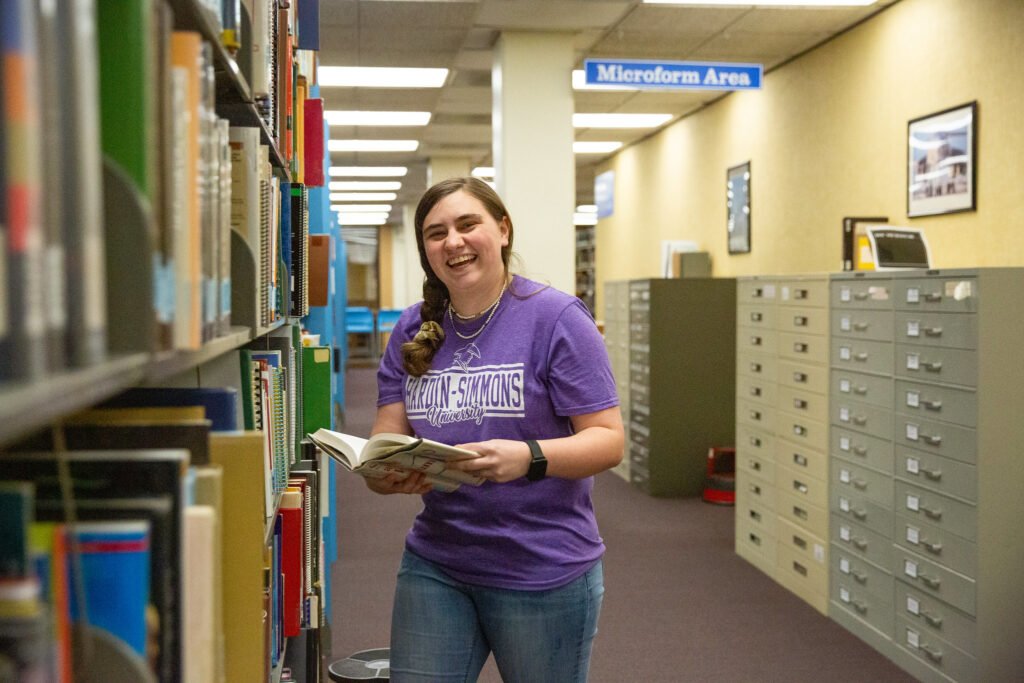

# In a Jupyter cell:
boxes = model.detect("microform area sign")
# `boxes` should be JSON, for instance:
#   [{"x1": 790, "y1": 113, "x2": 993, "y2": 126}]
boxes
[{"x1": 584, "y1": 59, "x2": 762, "y2": 91}]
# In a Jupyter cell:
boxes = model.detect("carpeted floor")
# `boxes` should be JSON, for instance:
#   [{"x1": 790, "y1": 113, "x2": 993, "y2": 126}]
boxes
[{"x1": 329, "y1": 367, "x2": 916, "y2": 682}]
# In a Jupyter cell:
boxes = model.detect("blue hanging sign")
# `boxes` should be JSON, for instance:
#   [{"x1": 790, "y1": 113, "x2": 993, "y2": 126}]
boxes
[
  {"x1": 584, "y1": 58, "x2": 762, "y2": 91},
  {"x1": 594, "y1": 171, "x2": 615, "y2": 219}
]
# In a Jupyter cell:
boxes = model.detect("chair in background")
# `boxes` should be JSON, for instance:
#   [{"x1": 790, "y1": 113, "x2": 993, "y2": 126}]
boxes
[
  {"x1": 376, "y1": 308, "x2": 403, "y2": 355},
  {"x1": 345, "y1": 307, "x2": 377, "y2": 360}
]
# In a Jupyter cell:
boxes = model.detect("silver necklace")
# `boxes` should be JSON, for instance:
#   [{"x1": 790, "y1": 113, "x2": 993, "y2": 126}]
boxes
[{"x1": 448, "y1": 281, "x2": 508, "y2": 340}]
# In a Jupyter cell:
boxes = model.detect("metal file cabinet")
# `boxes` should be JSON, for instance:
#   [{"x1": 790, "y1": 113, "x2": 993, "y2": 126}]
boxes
[
  {"x1": 829, "y1": 269, "x2": 1024, "y2": 683},
  {"x1": 604, "y1": 280, "x2": 631, "y2": 482},
  {"x1": 735, "y1": 275, "x2": 831, "y2": 614},
  {"x1": 621, "y1": 278, "x2": 736, "y2": 496}
]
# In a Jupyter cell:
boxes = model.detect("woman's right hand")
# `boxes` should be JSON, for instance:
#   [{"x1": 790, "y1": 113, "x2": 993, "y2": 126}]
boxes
[{"x1": 364, "y1": 470, "x2": 433, "y2": 496}]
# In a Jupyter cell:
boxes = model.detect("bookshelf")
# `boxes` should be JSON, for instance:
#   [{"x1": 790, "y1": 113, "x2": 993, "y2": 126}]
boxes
[{"x1": 0, "y1": 0, "x2": 337, "y2": 680}]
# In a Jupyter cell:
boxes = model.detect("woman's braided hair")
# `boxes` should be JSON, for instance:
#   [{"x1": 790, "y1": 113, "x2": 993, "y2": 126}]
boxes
[{"x1": 401, "y1": 177, "x2": 514, "y2": 376}]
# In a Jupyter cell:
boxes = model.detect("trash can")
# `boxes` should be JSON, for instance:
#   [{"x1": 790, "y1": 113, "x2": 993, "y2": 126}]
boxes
[{"x1": 328, "y1": 647, "x2": 390, "y2": 682}]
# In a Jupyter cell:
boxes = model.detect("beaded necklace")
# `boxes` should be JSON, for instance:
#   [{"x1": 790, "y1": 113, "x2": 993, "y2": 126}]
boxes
[{"x1": 447, "y1": 280, "x2": 508, "y2": 340}]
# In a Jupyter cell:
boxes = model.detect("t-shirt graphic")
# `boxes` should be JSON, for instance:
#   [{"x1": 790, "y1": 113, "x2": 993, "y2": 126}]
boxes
[{"x1": 405, "y1": 342, "x2": 526, "y2": 428}]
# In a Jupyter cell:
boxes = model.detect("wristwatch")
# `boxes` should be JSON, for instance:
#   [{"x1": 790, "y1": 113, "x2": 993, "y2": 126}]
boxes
[{"x1": 525, "y1": 439, "x2": 548, "y2": 481}]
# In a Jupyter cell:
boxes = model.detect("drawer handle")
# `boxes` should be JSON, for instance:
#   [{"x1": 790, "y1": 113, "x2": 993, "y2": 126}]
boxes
[
  {"x1": 793, "y1": 480, "x2": 809, "y2": 494},
  {"x1": 794, "y1": 288, "x2": 809, "y2": 300},
  {"x1": 923, "y1": 326, "x2": 943, "y2": 337},
  {"x1": 851, "y1": 569, "x2": 868, "y2": 584},
  {"x1": 852, "y1": 538, "x2": 868, "y2": 551},
  {"x1": 852, "y1": 508, "x2": 867, "y2": 521},
  {"x1": 751, "y1": 386, "x2": 762, "y2": 397},
  {"x1": 852, "y1": 322, "x2": 869, "y2": 331},
  {"x1": 750, "y1": 409, "x2": 762, "y2": 421},
  {"x1": 751, "y1": 335, "x2": 763, "y2": 346},
  {"x1": 923, "y1": 361, "x2": 943, "y2": 372},
  {"x1": 793, "y1": 505, "x2": 808, "y2": 520},
  {"x1": 852, "y1": 445, "x2": 868, "y2": 456},
  {"x1": 750, "y1": 509, "x2": 762, "y2": 522},
  {"x1": 751, "y1": 312, "x2": 763, "y2": 322},
  {"x1": 921, "y1": 433, "x2": 943, "y2": 447},
  {"x1": 793, "y1": 560, "x2": 808, "y2": 576},
  {"x1": 794, "y1": 315, "x2": 808, "y2": 327},
  {"x1": 852, "y1": 478, "x2": 867, "y2": 491},
  {"x1": 749, "y1": 459, "x2": 761, "y2": 471},
  {"x1": 921, "y1": 539, "x2": 943, "y2": 555},
  {"x1": 854, "y1": 291, "x2": 869, "y2": 300},
  {"x1": 852, "y1": 415, "x2": 867, "y2": 426},
  {"x1": 793, "y1": 398, "x2": 807, "y2": 410},
  {"x1": 793, "y1": 342, "x2": 809, "y2": 353},
  {"x1": 793, "y1": 371, "x2": 808, "y2": 383},
  {"x1": 923, "y1": 292, "x2": 942, "y2": 302},
  {"x1": 919, "y1": 573, "x2": 941, "y2": 590},
  {"x1": 749, "y1": 532, "x2": 761, "y2": 546},
  {"x1": 922, "y1": 467, "x2": 943, "y2": 481},
  {"x1": 793, "y1": 535, "x2": 807, "y2": 550},
  {"x1": 792, "y1": 453, "x2": 808, "y2": 467},
  {"x1": 750, "y1": 362, "x2": 762, "y2": 373},
  {"x1": 750, "y1": 483, "x2": 762, "y2": 495},
  {"x1": 749, "y1": 436, "x2": 762, "y2": 447},
  {"x1": 851, "y1": 599, "x2": 869, "y2": 614},
  {"x1": 752, "y1": 287, "x2": 764, "y2": 298},
  {"x1": 854, "y1": 352, "x2": 869, "y2": 362},
  {"x1": 921, "y1": 644, "x2": 943, "y2": 663},
  {"x1": 921, "y1": 505, "x2": 943, "y2": 521},
  {"x1": 922, "y1": 611, "x2": 943, "y2": 628},
  {"x1": 853, "y1": 385, "x2": 868, "y2": 395},
  {"x1": 793, "y1": 424, "x2": 807, "y2": 436},
  {"x1": 921, "y1": 399, "x2": 942, "y2": 411}
]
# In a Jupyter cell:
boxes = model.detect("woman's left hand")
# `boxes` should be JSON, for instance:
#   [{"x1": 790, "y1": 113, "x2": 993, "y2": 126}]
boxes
[{"x1": 446, "y1": 439, "x2": 532, "y2": 483}]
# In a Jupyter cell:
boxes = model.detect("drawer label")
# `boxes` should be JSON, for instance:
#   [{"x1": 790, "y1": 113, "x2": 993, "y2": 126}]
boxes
[
  {"x1": 906, "y1": 526, "x2": 920, "y2": 544},
  {"x1": 840, "y1": 287, "x2": 851, "y2": 302},
  {"x1": 839, "y1": 378, "x2": 851, "y2": 393},
  {"x1": 906, "y1": 494, "x2": 920, "y2": 511},
  {"x1": 907, "y1": 628, "x2": 920, "y2": 648},
  {"x1": 814, "y1": 544, "x2": 825, "y2": 563},
  {"x1": 840, "y1": 346, "x2": 852, "y2": 361},
  {"x1": 840, "y1": 316, "x2": 851, "y2": 332},
  {"x1": 840, "y1": 587, "x2": 851, "y2": 603},
  {"x1": 906, "y1": 391, "x2": 920, "y2": 408},
  {"x1": 904, "y1": 559, "x2": 918, "y2": 578},
  {"x1": 906, "y1": 423, "x2": 920, "y2": 441},
  {"x1": 906, "y1": 456, "x2": 920, "y2": 474},
  {"x1": 907, "y1": 320, "x2": 921, "y2": 337},
  {"x1": 907, "y1": 353, "x2": 920, "y2": 370},
  {"x1": 839, "y1": 406, "x2": 850, "y2": 422},
  {"x1": 906, "y1": 595, "x2": 920, "y2": 615},
  {"x1": 840, "y1": 436, "x2": 851, "y2": 451},
  {"x1": 907, "y1": 287, "x2": 920, "y2": 304},
  {"x1": 840, "y1": 469, "x2": 851, "y2": 484},
  {"x1": 840, "y1": 496, "x2": 851, "y2": 512},
  {"x1": 840, "y1": 526, "x2": 851, "y2": 541},
  {"x1": 840, "y1": 557, "x2": 850, "y2": 574}
]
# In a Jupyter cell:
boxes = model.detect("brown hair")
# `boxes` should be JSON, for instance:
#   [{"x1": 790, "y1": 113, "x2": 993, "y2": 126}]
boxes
[{"x1": 401, "y1": 177, "x2": 515, "y2": 376}]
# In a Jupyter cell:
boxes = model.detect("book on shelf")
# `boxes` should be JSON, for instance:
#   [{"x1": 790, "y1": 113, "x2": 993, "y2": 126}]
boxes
[
  {"x1": 184, "y1": 504, "x2": 217, "y2": 683},
  {"x1": 303, "y1": 98, "x2": 325, "y2": 187},
  {"x1": 277, "y1": 489, "x2": 303, "y2": 638},
  {"x1": 307, "y1": 429, "x2": 484, "y2": 491},
  {"x1": 101, "y1": 386, "x2": 240, "y2": 432},
  {"x1": 216, "y1": 118, "x2": 232, "y2": 338}
]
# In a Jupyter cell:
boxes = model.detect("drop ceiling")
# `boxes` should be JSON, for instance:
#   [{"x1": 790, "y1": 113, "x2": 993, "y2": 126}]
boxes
[{"x1": 318, "y1": 0, "x2": 899, "y2": 223}]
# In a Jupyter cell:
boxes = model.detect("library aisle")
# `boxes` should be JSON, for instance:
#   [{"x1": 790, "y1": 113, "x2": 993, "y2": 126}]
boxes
[{"x1": 330, "y1": 367, "x2": 916, "y2": 682}]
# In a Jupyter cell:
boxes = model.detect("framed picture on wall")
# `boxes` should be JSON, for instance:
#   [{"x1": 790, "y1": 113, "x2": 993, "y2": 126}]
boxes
[
  {"x1": 907, "y1": 101, "x2": 977, "y2": 217},
  {"x1": 727, "y1": 161, "x2": 751, "y2": 254}
]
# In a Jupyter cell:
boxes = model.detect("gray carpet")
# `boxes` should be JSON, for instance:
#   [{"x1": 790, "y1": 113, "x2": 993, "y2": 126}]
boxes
[{"x1": 330, "y1": 367, "x2": 916, "y2": 682}]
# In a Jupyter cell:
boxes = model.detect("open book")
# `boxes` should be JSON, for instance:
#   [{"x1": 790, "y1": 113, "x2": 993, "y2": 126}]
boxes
[{"x1": 308, "y1": 429, "x2": 484, "y2": 492}]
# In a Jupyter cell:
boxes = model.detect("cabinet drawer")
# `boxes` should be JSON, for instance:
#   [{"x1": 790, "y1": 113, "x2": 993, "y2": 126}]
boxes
[
  {"x1": 894, "y1": 415, "x2": 977, "y2": 465},
  {"x1": 737, "y1": 326, "x2": 778, "y2": 355},
  {"x1": 833, "y1": 458, "x2": 893, "y2": 509},
  {"x1": 895, "y1": 344, "x2": 977, "y2": 388},
  {"x1": 777, "y1": 305, "x2": 828, "y2": 335},
  {"x1": 895, "y1": 447, "x2": 977, "y2": 503},
  {"x1": 832, "y1": 309, "x2": 894, "y2": 342},
  {"x1": 832, "y1": 487, "x2": 892, "y2": 538},
  {"x1": 895, "y1": 312, "x2": 977, "y2": 350},
  {"x1": 738, "y1": 279, "x2": 779, "y2": 303},
  {"x1": 777, "y1": 463, "x2": 828, "y2": 509},
  {"x1": 832, "y1": 396, "x2": 892, "y2": 442},
  {"x1": 737, "y1": 398, "x2": 776, "y2": 432},
  {"x1": 736, "y1": 513, "x2": 777, "y2": 572},
  {"x1": 832, "y1": 337, "x2": 894, "y2": 376},
  {"x1": 894, "y1": 513, "x2": 977, "y2": 579},
  {"x1": 736, "y1": 470, "x2": 776, "y2": 511},
  {"x1": 778, "y1": 278, "x2": 829, "y2": 308},
  {"x1": 896, "y1": 615, "x2": 977, "y2": 683},
  {"x1": 737, "y1": 423, "x2": 775, "y2": 462},
  {"x1": 737, "y1": 448, "x2": 775, "y2": 485},
  {"x1": 832, "y1": 426, "x2": 893, "y2": 475},
  {"x1": 777, "y1": 385, "x2": 828, "y2": 425},
  {"x1": 737, "y1": 350, "x2": 778, "y2": 382},
  {"x1": 776, "y1": 539, "x2": 828, "y2": 603},
  {"x1": 778, "y1": 359, "x2": 828, "y2": 393},
  {"x1": 777, "y1": 413, "x2": 827, "y2": 451},
  {"x1": 629, "y1": 422, "x2": 649, "y2": 450},
  {"x1": 737, "y1": 374, "x2": 777, "y2": 405},
  {"x1": 893, "y1": 277, "x2": 978, "y2": 314},
  {"x1": 895, "y1": 582, "x2": 977, "y2": 656},
  {"x1": 895, "y1": 548, "x2": 976, "y2": 616},
  {"x1": 833, "y1": 545, "x2": 894, "y2": 606},
  {"x1": 894, "y1": 379, "x2": 976, "y2": 428},
  {"x1": 778, "y1": 517, "x2": 828, "y2": 569},
  {"x1": 738, "y1": 498, "x2": 777, "y2": 537},
  {"x1": 831, "y1": 278, "x2": 893, "y2": 310},
  {"x1": 894, "y1": 481, "x2": 977, "y2": 542},
  {"x1": 832, "y1": 570, "x2": 895, "y2": 638},
  {"x1": 777, "y1": 489, "x2": 828, "y2": 540},
  {"x1": 776, "y1": 441, "x2": 827, "y2": 483},
  {"x1": 738, "y1": 303, "x2": 777, "y2": 330},
  {"x1": 833, "y1": 518, "x2": 893, "y2": 569},
  {"x1": 831, "y1": 370, "x2": 893, "y2": 410},
  {"x1": 778, "y1": 331, "x2": 828, "y2": 365}
]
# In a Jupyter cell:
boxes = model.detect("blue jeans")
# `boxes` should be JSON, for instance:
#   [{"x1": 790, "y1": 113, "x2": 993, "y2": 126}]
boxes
[{"x1": 389, "y1": 550, "x2": 605, "y2": 683}]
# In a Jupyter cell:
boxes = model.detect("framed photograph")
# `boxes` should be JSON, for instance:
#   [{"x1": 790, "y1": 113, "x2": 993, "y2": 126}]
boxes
[
  {"x1": 907, "y1": 101, "x2": 977, "y2": 217},
  {"x1": 727, "y1": 161, "x2": 751, "y2": 254}
]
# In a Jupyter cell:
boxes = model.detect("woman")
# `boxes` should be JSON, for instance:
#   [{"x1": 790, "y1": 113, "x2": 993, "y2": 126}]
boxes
[{"x1": 370, "y1": 177, "x2": 624, "y2": 682}]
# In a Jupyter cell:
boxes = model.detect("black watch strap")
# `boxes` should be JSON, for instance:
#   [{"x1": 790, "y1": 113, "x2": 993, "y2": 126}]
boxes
[{"x1": 525, "y1": 439, "x2": 548, "y2": 481}]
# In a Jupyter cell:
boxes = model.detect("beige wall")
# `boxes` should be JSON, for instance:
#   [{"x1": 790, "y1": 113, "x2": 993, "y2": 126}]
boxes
[{"x1": 595, "y1": 0, "x2": 1024, "y2": 315}]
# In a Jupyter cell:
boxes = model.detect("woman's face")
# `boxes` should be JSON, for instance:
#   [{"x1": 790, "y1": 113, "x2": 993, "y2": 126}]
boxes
[{"x1": 421, "y1": 189, "x2": 509, "y2": 299}]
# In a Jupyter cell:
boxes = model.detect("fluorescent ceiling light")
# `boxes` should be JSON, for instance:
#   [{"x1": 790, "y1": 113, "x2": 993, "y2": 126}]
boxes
[
  {"x1": 330, "y1": 204, "x2": 392, "y2": 213},
  {"x1": 329, "y1": 139, "x2": 419, "y2": 152},
  {"x1": 325, "y1": 110, "x2": 431, "y2": 126},
  {"x1": 329, "y1": 166, "x2": 408, "y2": 177},
  {"x1": 574, "y1": 113, "x2": 673, "y2": 129},
  {"x1": 471, "y1": 166, "x2": 495, "y2": 178},
  {"x1": 318, "y1": 66, "x2": 449, "y2": 88},
  {"x1": 643, "y1": 0, "x2": 875, "y2": 5},
  {"x1": 573, "y1": 141, "x2": 623, "y2": 154},
  {"x1": 329, "y1": 181, "x2": 402, "y2": 191},
  {"x1": 574, "y1": 212, "x2": 598, "y2": 226},
  {"x1": 576, "y1": 204, "x2": 598, "y2": 213},
  {"x1": 333, "y1": 212, "x2": 391, "y2": 226},
  {"x1": 331, "y1": 192, "x2": 398, "y2": 202},
  {"x1": 572, "y1": 70, "x2": 637, "y2": 92}
]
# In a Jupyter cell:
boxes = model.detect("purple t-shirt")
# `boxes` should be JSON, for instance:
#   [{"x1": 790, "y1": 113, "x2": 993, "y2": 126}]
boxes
[{"x1": 376, "y1": 276, "x2": 619, "y2": 590}]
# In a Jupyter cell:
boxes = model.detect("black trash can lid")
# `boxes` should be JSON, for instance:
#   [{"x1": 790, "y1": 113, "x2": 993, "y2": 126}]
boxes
[{"x1": 328, "y1": 648, "x2": 390, "y2": 682}]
